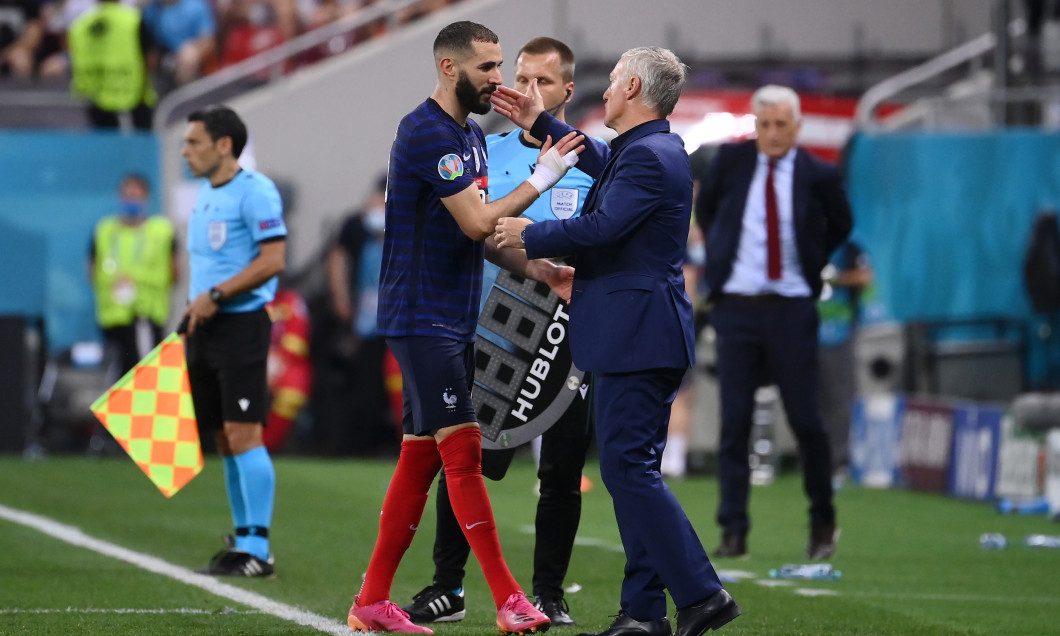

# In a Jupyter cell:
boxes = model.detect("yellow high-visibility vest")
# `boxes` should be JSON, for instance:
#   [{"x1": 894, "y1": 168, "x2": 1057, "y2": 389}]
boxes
[
  {"x1": 93, "y1": 215, "x2": 174, "y2": 327},
  {"x1": 69, "y1": 3, "x2": 157, "y2": 111}
]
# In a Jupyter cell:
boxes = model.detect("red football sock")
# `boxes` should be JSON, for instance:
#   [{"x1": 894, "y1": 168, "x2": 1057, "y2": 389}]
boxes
[
  {"x1": 358, "y1": 439, "x2": 442, "y2": 605},
  {"x1": 438, "y1": 427, "x2": 521, "y2": 608}
]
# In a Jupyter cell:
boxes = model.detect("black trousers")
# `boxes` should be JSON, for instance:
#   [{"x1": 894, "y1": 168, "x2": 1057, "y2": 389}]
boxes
[
  {"x1": 431, "y1": 376, "x2": 592, "y2": 599},
  {"x1": 87, "y1": 103, "x2": 153, "y2": 131},
  {"x1": 101, "y1": 318, "x2": 164, "y2": 376},
  {"x1": 711, "y1": 294, "x2": 835, "y2": 534}
]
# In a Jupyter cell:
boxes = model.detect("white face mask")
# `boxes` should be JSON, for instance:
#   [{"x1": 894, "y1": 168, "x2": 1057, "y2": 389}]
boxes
[{"x1": 363, "y1": 206, "x2": 385, "y2": 234}]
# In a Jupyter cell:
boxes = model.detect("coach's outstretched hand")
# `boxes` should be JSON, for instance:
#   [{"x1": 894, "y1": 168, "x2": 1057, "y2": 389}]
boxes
[
  {"x1": 495, "y1": 216, "x2": 532, "y2": 250},
  {"x1": 491, "y1": 79, "x2": 545, "y2": 130}
]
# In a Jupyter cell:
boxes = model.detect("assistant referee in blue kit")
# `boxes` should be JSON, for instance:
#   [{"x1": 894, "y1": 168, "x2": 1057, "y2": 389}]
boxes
[{"x1": 180, "y1": 105, "x2": 287, "y2": 578}]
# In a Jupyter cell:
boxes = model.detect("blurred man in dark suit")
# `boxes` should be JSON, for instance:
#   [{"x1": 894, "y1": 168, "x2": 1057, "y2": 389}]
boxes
[{"x1": 697, "y1": 84, "x2": 852, "y2": 561}]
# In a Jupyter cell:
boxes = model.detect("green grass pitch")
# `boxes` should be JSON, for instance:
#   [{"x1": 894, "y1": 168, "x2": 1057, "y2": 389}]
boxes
[{"x1": 0, "y1": 454, "x2": 1058, "y2": 635}]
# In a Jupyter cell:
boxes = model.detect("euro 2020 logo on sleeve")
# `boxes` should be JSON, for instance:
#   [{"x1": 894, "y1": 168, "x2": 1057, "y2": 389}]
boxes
[{"x1": 438, "y1": 154, "x2": 464, "y2": 181}]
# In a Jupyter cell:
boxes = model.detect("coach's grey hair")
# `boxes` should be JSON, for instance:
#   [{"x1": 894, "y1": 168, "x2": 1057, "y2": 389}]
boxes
[
  {"x1": 752, "y1": 85, "x2": 802, "y2": 122},
  {"x1": 619, "y1": 46, "x2": 687, "y2": 118}
]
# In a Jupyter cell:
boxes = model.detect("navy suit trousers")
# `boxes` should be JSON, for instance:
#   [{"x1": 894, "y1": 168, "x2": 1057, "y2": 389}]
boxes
[
  {"x1": 594, "y1": 369, "x2": 722, "y2": 620},
  {"x1": 711, "y1": 294, "x2": 836, "y2": 534}
]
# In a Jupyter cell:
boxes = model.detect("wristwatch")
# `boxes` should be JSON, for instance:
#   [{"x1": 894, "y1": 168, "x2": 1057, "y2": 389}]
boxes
[
  {"x1": 208, "y1": 287, "x2": 224, "y2": 304},
  {"x1": 520, "y1": 227, "x2": 527, "y2": 244}
]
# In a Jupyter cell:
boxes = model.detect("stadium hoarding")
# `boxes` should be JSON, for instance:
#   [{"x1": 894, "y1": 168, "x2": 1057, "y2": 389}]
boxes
[
  {"x1": 573, "y1": 90, "x2": 901, "y2": 162},
  {"x1": 995, "y1": 411, "x2": 1044, "y2": 501},
  {"x1": 1046, "y1": 429, "x2": 1060, "y2": 518},
  {"x1": 899, "y1": 398, "x2": 955, "y2": 493},
  {"x1": 947, "y1": 403, "x2": 1002, "y2": 500},
  {"x1": 851, "y1": 392, "x2": 904, "y2": 488}
]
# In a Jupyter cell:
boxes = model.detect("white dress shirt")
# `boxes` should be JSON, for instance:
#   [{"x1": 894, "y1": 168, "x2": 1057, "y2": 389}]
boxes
[{"x1": 722, "y1": 148, "x2": 812, "y2": 297}]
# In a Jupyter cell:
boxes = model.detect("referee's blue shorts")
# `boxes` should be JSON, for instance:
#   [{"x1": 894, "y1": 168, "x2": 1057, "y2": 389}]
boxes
[{"x1": 386, "y1": 336, "x2": 478, "y2": 436}]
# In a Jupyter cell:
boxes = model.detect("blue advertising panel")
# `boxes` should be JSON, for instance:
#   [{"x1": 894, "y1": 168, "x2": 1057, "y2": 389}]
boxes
[
  {"x1": 850, "y1": 393, "x2": 904, "y2": 488},
  {"x1": 948, "y1": 404, "x2": 1002, "y2": 500}
]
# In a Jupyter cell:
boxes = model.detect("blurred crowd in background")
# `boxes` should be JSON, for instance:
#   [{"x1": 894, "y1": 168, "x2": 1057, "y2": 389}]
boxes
[{"x1": 2, "y1": 0, "x2": 461, "y2": 92}]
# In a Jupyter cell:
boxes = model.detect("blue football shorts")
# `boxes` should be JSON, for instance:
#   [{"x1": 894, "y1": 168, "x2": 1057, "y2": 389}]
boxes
[{"x1": 386, "y1": 336, "x2": 479, "y2": 436}]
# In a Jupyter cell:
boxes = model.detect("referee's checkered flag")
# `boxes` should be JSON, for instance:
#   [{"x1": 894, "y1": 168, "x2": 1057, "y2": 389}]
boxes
[{"x1": 90, "y1": 332, "x2": 203, "y2": 498}]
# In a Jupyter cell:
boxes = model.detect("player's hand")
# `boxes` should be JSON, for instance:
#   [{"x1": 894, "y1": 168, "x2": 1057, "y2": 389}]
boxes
[
  {"x1": 543, "y1": 263, "x2": 574, "y2": 303},
  {"x1": 523, "y1": 258, "x2": 574, "y2": 303},
  {"x1": 491, "y1": 80, "x2": 545, "y2": 130},
  {"x1": 547, "y1": 129, "x2": 585, "y2": 159},
  {"x1": 495, "y1": 216, "x2": 533, "y2": 249},
  {"x1": 527, "y1": 132, "x2": 584, "y2": 194}
]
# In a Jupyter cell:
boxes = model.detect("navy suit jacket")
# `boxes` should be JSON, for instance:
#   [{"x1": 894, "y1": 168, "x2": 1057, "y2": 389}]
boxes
[
  {"x1": 696, "y1": 140, "x2": 853, "y2": 299},
  {"x1": 522, "y1": 113, "x2": 695, "y2": 374}
]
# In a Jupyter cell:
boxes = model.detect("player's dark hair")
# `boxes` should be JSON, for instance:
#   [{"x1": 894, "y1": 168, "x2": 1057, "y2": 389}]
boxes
[
  {"x1": 433, "y1": 21, "x2": 498, "y2": 59},
  {"x1": 517, "y1": 37, "x2": 576, "y2": 83},
  {"x1": 187, "y1": 105, "x2": 248, "y2": 158}
]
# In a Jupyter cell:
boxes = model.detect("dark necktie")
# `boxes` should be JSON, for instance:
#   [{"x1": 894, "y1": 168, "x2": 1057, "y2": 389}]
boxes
[{"x1": 765, "y1": 158, "x2": 781, "y2": 280}]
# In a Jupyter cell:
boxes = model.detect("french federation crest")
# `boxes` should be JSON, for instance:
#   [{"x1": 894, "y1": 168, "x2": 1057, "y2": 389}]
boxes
[
  {"x1": 438, "y1": 153, "x2": 464, "y2": 181},
  {"x1": 208, "y1": 221, "x2": 227, "y2": 250}
]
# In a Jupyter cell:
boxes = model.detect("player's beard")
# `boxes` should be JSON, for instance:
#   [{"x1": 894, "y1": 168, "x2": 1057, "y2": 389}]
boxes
[{"x1": 456, "y1": 70, "x2": 494, "y2": 115}]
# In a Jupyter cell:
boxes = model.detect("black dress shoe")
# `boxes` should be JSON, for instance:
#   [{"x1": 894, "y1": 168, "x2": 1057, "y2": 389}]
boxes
[
  {"x1": 806, "y1": 522, "x2": 840, "y2": 560},
  {"x1": 536, "y1": 596, "x2": 576, "y2": 627},
  {"x1": 674, "y1": 590, "x2": 740, "y2": 636},
  {"x1": 711, "y1": 531, "x2": 747, "y2": 558},
  {"x1": 575, "y1": 612, "x2": 671, "y2": 636}
]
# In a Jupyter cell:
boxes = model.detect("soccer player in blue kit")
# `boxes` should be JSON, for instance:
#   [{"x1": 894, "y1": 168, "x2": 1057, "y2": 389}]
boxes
[
  {"x1": 180, "y1": 105, "x2": 286, "y2": 578},
  {"x1": 403, "y1": 37, "x2": 594, "y2": 628},
  {"x1": 346, "y1": 21, "x2": 585, "y2": 636}
]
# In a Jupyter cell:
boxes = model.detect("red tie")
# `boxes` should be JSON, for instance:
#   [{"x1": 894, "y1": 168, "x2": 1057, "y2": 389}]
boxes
[{"x1": 765, "y1": 159, "x2": 781, "y2": 280}]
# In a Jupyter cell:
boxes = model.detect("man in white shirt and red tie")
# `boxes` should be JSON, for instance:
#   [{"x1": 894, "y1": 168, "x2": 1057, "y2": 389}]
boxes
[{"x1": 696, "y1": 85, "x2": 852, "y2": 561}]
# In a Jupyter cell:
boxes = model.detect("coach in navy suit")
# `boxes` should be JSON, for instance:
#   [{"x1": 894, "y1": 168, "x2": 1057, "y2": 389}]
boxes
[
  {"x1": 696, "y1": 85, "x2": 852, "y2": 561},
  {"x1": 492, "y1": 47, "x2": 739, "y2": 636}
]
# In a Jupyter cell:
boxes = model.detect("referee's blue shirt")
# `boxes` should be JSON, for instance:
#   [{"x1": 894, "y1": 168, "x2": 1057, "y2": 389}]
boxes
[
  {"x1": 378, "y1": 98, "x2": 489, "y2": 342},
  {"x1": 187, "y1": 169, "x2": 286, "y2": 312},
  {"x1": 478, "y1": 129, "x2": 594, "y2": 310}
]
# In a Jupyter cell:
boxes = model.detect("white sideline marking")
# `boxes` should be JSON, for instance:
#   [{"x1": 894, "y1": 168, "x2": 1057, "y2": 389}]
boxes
[
  {"x1": 845, "y1": 591, "x2": 1060, "y2": 604},
  {"x1": 518, "y1": 523, "x2": 626, "y2": 553},
  {"x1": 754, "y1": 579, "x2": 794, "y2": 587},
  {"x1": 794, "y1": 588, "x2": 839, "y2": 597},
  {"x1": 0, "y1": 503, "x2": 349, "y2": 635},
  {"x1": 571, "y1": 536, "x2": 626, "y2": 553},
  {"x1": 717, "y1": 569, "x2": 757, "y2": 582}
]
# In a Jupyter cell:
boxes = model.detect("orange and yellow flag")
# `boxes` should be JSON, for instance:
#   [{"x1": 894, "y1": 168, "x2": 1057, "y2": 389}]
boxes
[{"x1": 90, "y1": 333, "x2": 203, "y2": 497}]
